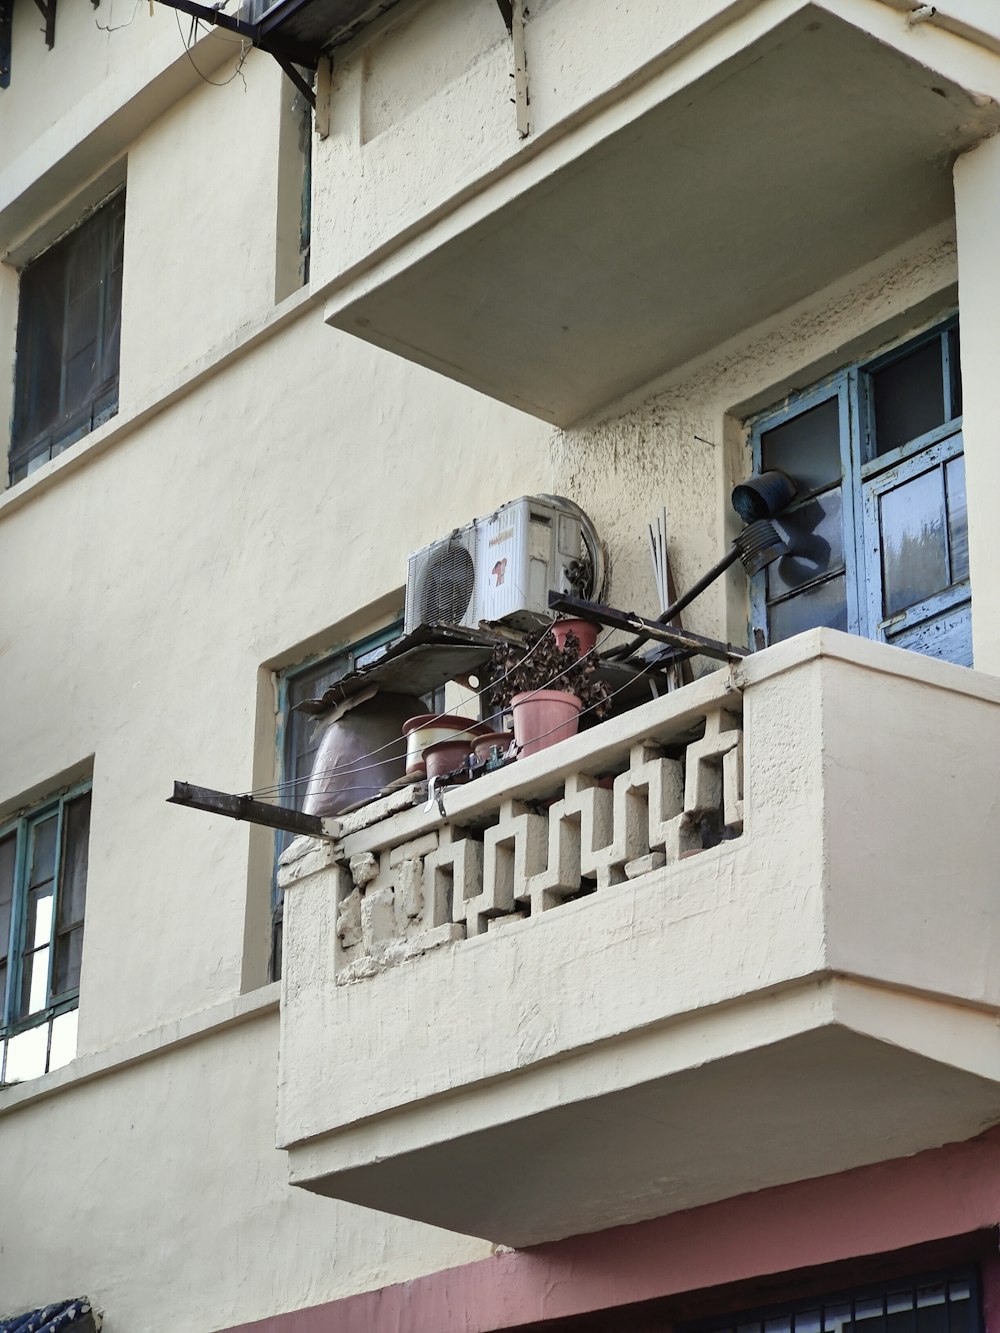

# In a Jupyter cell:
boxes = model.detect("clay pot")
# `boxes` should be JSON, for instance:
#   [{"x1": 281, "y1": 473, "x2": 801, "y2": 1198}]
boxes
[
  {"x1": 551, "y1": 618, "x2": 600, "y2": 656},
  {"x1": 511, "y1": 689, "x2": 583, "y2": 758},
  {"x1": 402, "y1": 713, "x2": 489, "y2": 777},
  {"x1": 473, "y1": 732, "x2": 513, "y2": 765},
  {"x1": 423, "y1": 738, "x2": 473, "y2": 782}
]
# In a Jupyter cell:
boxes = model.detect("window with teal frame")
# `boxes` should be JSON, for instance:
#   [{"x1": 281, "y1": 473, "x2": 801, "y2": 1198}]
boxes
[
  {"x1": 0, "y1": 781, "x2": 92, "y2": 1085},
  {"x1": 749, "y1": 317, "x2": 969, "y2": 666}
]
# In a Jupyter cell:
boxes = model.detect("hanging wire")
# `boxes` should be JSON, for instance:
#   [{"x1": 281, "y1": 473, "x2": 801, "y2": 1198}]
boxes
[
  {"x1": 174, "y1": 9, "x2": 251, "y2": 89},
  {"x1": 242, "y1": 618, "x2": 581, "y2": 799},
  {"x1": 242, "y1": 622, "x2": 621, "y2": 802},
  {"x1": 262, "y1": 632, "x2": 681, "y2": 814}
]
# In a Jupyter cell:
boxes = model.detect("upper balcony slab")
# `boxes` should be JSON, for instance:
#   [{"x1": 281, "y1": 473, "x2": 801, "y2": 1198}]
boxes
[{"x1": 324, "y1": 4, "x2": 1000, "y2": 424}]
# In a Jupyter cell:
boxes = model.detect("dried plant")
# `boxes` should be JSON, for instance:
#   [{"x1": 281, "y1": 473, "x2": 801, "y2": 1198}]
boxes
[{"x1": 486, "y1": 628, "x2": 611, "y2": 718}]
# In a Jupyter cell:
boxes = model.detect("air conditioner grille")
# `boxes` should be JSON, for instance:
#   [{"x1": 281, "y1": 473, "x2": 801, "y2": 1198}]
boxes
[{"x1": 420, "y1": 540, "x2": 476, "y2": 625}]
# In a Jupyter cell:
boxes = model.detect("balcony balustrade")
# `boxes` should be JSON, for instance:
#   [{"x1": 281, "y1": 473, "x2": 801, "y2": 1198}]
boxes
[{"x1": 277, "y1": 630, "x2": 1000, "y2": 1247}]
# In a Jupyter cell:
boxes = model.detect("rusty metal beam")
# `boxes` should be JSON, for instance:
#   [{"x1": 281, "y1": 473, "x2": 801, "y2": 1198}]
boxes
[
  {"x1": 167, "y1": 781, "x2": 324, "y2": 837},
  {"x1": 548, "y1": 593, "x2": 748, "y2": 663}
]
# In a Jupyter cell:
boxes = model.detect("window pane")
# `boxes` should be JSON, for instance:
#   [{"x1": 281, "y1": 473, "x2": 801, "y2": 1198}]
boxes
[
  {"x1": 879, "y1": 468, "x2": 948, "y2": 616},
  {"x1": 761, "y1": 397, "x2": 842, "y2": 494},
  {"x1": 26, "y1": 884, "x2": 54, "y2": 949},
  {"x1": 768, "y1": 488, "x2": 845, "y2": 597},
  {"x1": 19, "y1": 945, "x2": 50, "y2": 1017},
  {"x1": 769, "y1": 574, "x2": 849, "y2": 643},
  {"x1": 4, "y1": 1023, "x2": 49, "y2": 1083},
  {"x1": 872, "y1": 339, "x2": 945, "y2": 455},
  {"x1": 48, "y1": 1008, "x2": 78, "y2": 1073},
  {"x1": 946, "y1": 455, "x2": 968, "y2": 585},
  {"x1": 28, "y1": 815, "x2": 57, "y2": 887},
  {"x1": 0, "y1": 831, "x2": 16, "y2": 965},
  {"x1": 53, "y1": 927, "x2": 84, "y2": 996},
  {"x1": 58, "y1": 790, "x2": 91, "y2": 930}
]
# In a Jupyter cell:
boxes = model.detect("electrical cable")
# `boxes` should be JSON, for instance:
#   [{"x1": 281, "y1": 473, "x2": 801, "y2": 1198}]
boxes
[
  {"x1": 174, "y1": 8, "x2": 250, "y2": 88},
  {"x1": 241, "y1": 623, "x2": 621, "y2": 802}
]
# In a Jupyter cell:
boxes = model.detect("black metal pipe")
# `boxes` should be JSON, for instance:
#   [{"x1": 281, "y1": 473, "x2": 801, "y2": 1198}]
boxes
[{"x1": 602, "y1": 545, "x2": 741, "y2": 661}]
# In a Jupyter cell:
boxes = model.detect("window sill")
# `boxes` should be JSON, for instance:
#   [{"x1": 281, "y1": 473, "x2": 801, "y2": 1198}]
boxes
[
  {"x1": 0, "y1": 283, "x2": 317, "y2": 523},
  {"x1": 0, "y1": 981, "x2": 280, "y2": 1116}
]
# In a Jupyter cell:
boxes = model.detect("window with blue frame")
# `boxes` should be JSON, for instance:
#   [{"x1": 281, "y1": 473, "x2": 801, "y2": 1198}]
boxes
[
  {"x1": 749, "y1": 318, "x2": 969, "y2": 665},
  {"x1": 270, "y1": 620, "x2": 449, "y2": 981},
  {"x1": 0, "y1": 782, "x2": 92, "y2": 1085}
]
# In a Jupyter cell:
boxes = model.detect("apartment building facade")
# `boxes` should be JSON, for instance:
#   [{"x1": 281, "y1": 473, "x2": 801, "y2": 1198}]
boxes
[{"x1": 3, "y1": 1, "x2": 1000, "y2": 1329}]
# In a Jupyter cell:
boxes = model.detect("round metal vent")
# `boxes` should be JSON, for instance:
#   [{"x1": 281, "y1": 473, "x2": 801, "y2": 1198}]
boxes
[{"x1": 420, "y1": 541, "x2": 476, "y2": 625}]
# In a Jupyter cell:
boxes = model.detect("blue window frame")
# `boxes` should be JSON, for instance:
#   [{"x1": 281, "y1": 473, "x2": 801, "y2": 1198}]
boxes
[
  {"x1": 0, "y1": 781, "x2": 92, "y2": 1085},
  {"x1": 749, "y1": 318, "x2": 969, "y2": 665}
]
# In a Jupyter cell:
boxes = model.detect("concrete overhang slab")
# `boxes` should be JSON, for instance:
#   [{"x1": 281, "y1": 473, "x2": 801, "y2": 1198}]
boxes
[
  {"x1": 288, "y1": 1016, "x2": 1000, "y2": 1247},
  {"x1": 324, "y1": 6, "x2": 1000, "y2": 425}
]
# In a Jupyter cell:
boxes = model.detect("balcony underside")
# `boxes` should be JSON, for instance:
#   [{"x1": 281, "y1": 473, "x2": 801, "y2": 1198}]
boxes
[
  {"x1": 325, "y1": 6, "x2": 1000, "y2": 424},
  {"x1": 289, "y1": 1002, "x2": 1000, "y2": 1247}
]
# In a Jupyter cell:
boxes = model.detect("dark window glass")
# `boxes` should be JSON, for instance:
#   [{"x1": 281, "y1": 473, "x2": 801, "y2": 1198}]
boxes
[
  {"x1": 57, "y1": 791, "x2": 91, "y2": 931},
  {"x1": 11, "y1": 191, "x2": 125, "y2": 484},
  {"x1": 769, "y1": 574, "x2": 849, "y2": 643},
  {"x1": 872, "y1": 338, "x2": 945, "y2": 456},
  {"x1": 689, "y1": 1271, "x2": 978, "y2": 1333},
  {"x1": 0, "y1": 832, "x2": 16, "y2": 1012},
  {"x1": 946, "y1": 455, "x2": 968, "y2": 585},
  {"x1": 762, "y1": 397, "x2": 841, "y2": 494},
  {"x1": 879, "y1": 468, "x2": 948, "y2": 617},
  {"x1": 768, "y1": 488, "x2": 845, "y2": 598}
]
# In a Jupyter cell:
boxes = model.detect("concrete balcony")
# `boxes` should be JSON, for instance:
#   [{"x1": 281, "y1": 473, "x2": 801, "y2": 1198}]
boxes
[
  {"x1": 321, "y1": 2, "x2": 1000, "y2": 425},
  {"x1": 276, "y1": 631, "x2": 1000, "y2": 1246}
]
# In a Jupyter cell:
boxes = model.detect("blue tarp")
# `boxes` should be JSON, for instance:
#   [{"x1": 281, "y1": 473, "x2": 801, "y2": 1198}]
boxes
[{"x1": 0, "y1": 1298, "x2": 98, "y2": 1333}]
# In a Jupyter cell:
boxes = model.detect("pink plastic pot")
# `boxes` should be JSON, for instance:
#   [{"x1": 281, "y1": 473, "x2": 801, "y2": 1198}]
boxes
[
  {"x1": 551, "y1": 618, "x2": 600, "y2": 656},
  {"x1": 473, "y1": 732, "x2": 513, "y2": 764},
  {"x1": 423, "y1": 738, "x2": 472, "y2": 782},
  {"x1": 511, "y1": 689, "x2": 582, "y2": 758},
  {"x1": 402, "y1": 713, "x2": 489, "y2": 777}
]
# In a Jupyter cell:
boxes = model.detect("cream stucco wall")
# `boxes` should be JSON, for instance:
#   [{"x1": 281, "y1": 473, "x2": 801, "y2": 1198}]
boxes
[{"x1": 3, "y1": 0, "x2": 1000, "y2": 1327}]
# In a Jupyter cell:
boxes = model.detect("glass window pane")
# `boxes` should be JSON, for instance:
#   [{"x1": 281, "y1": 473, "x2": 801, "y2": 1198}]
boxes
[
  {"x1": 761, "y1": 397, "x2": 842, "y2": 495},
  {"x1": 19, "y1": 945, "x2": 50, "y2": 1017},
  {"x1": 58, "y1": 790, "x2": 91, "y2": 930},
  {"x1": 879, "y1": 468, "x2": 948, "y2": 616},
  {"x1": 53, "y1": 927, "x2": 84, "y2": 996},
  {"x1": 26, "y1": 884, "x2": 54, "y2": 949},
  {"x1": 769, "y1": 574, "x2": 849, "y2": 643},
  {"x1": 4, "y1": 1023, "x2": 49, "y2": 1083},
  {"x1": 768, "y1": 488, "x2": 845, "y2": 597},
  {"x1": 872, "y1": 339, "x2": 945, "y2": 455},
  {"x1": 28, "y1": 815, "x2": 57, "y2": 887},
  {"x1": 0, "y1": 831, "x2": 16, "y2": 964},
  {"x1": 946, "y1": 455, "x2": 968, "y2": 585},
  {"x1": 48, "y1": 1008, "x2": 78, "y2": 1073}
]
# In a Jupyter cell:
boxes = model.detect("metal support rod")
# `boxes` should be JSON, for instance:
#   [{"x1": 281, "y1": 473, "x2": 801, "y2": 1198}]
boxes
[
  {"x1": 274, "y1": 54, "x2": 315, "y2": 108},
  {"x1": 167, "y1": 781, "x2": 324, "y2": 837},
  {"x1": 601, "y1": 544, "x2": 743, "y2": 662},
  {"x1": 548, "y1": 593, "x2": 747, "y2": 662}
]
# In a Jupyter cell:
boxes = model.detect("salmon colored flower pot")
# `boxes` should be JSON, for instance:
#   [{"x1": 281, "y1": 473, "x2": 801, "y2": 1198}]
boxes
[
  {"x1": 402, "y1": 713, "x2": 489, "y2": 777},
  {"x1": 472, "y1": 732, "x2": 513, "y2": 765},
  {"x1": 511, "y1": 689, "x2": 582, "y2": 758},
  {"x1": 550, "y1": 618, "x2": 600, "y2": 656},
  {"x1": 423, "y1": 738, "x2": 473, "y2": 782}
]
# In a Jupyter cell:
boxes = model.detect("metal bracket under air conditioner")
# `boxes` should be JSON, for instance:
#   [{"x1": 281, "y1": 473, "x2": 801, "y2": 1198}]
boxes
[
  {"x1": 150, "y1": 0, "x2": 318, "y2": 106},
  {"x1": 495, "y1": 0, "x2": 529, "y2": 138}
]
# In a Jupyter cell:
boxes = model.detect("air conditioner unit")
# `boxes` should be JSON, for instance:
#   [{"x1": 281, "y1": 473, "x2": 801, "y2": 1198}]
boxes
[{"x1": 404, "y1": 496, "x2": 602, "y2": 635}]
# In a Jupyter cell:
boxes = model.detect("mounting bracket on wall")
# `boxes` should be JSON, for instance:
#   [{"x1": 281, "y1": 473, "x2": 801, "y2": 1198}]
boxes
[
  {"x1": 496, "y1": 0, "x2": 529, "y2": 138},
  {"x1": 1, "y1": 0, "x2": 58, "y2": 91}
]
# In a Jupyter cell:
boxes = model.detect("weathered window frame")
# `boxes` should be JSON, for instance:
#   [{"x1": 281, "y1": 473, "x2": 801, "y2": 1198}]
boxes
[
  {"x1": 748, "y1": 317, "x2": 968, "y2": 664},
  {"x1": 9, "y1": 189, "x2": 125, "y2": 485},
  {"x1": 0, "y1": 779, "x2": 92, "y2": 1085}
]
